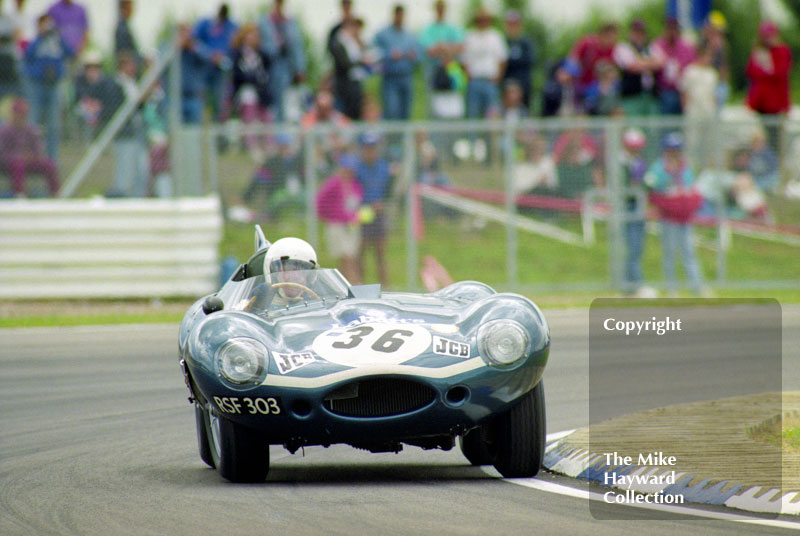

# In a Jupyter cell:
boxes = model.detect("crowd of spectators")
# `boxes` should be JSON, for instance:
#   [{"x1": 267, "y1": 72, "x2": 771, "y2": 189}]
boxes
[{"x1": 0, "y1": 0, "x2": 795, "y2": 291}]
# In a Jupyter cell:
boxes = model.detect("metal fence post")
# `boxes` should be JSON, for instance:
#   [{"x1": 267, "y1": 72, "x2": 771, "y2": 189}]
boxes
[
  {"x1": 716, "y1": 191, "x2": 728, "y2": 284},
  {"x1": 304, "y1": 129, "x2": 318, "y2": 248},
  {"x1": 167, "y1": 26, "x2": 182, "y2": 197},
  {"x1": 404, "y1": 126, "x2": 419, "y2": 291},
  {"x1": 604, "y1": 120, "x2": 625, "y2": 291},
  {"x1": 503, "y1": 120, "x2": 518, "y2": 287},
  {"x1": 206, "y1": 125, "x2": 219, "y2": 195}
]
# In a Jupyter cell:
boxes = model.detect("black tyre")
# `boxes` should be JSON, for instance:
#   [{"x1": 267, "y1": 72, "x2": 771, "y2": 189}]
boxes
[
  {"x1": 203, "y1": 406, "x2": 270, "y2": 483},
  {"x1": 195, "y1": 403, "x2": 215, "y2": 468},
  {"x1": 491, "y1": 381, "x2": 546, "y2": 478},
  {"x1": 459, "y1": 425, "x2": 494, "y2": 466}
]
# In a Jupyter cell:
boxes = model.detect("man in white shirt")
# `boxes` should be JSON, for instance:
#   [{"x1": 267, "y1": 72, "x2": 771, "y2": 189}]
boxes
[{"x1": 462, "y1": 6, "x2": 507, "y2": 119}]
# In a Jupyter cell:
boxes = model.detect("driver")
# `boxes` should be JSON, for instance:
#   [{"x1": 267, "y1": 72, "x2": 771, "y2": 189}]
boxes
[{"x1": 247, "y1": 237, "x2": 319, "y2": 311}]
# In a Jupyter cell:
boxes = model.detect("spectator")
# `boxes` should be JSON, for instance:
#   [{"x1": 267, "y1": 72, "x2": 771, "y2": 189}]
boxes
[
  {"x1": 427, "y1": 45, "x2": 466, "y2": 120},
  {"x1": 23, "y1": 13, "x2": 71, "y2": 162},
  {"x1": 620, "y1": 127, "x2": 649, "y2": 295},
  {"x1": 192, "y1": 3, "x2": 237, "y2": 122},
  {"x1": 360, "y1": 94, "x2": 382, "y2": 122},
  {"x1": 745, "y1": 20, "x2": 792, "y2": 150},
  {"x1": 512, "y1": 130, "x2": 557, "y2": 195},
  {"x1": 748, "y1": 130, "x2": 779, "y2": 192},
  {"x1": 114, "y1": 0, "x2": 141, "y2": 69},
  {"x1": 231, "y1": 23, "x2": 272, "y2": 158},
  {"x1": 419, "y1": 0, "x2": 464, "y2": 114},
  {"x1": 300, "y1": 88, "x2": 349, "y2": 128},
  {"x1": 46, "y1": 0, "x2": 87, "y2": 59},
  {"x1": 302, "y1": 89, "x2": 351, "y2": 174},
  {"x1": 141, "y1": 81, "x2": 170, "y2": 197},
  {"x1": 0, "y1": 0, "x2": 21, "y2": 102},
  {"x1": 552, "y1": 122, "x2": 602, "y2": 198},
  {"x1": 74, "y1": 50, "x2": 118, "y2": 138},
  {"x1": 177, "y1": 23, "x2": 206, "y2": 124},
  {"x1": 650, "y1": 17, "x2": 696, "y2": 115},
  {"x1": 242, "y1": 133, "x2": 303, "y2": 219},
  {"x1": 644, "y1": 132, "x2": 706, "y2": 296},
  {"x1": 501, "y1": 79, "x2": 527, "y2": 120},
  {"x1": 462, "y1": 7, "x2": 507, "y2": 120},
  {"x1": 699, "y1": 10, "x2": 730, "y2": 112},
  {"x1": 259, "y1": 0, "x2": 307, "y2": 122},
  {"x1": 330, "y1": 16, "x2": 371, "y2": 120},
  {"x1": 416, "y1": 132, "x2": 451, "y2": 187},
  {"x1": 680, "y1": 45, "x2": 718, "y2": 170},
  {"x1": 731, "y1": 162, "x2": 768, "y2": 221},
  {"x1": 613, "y1": 19, "x2": 658, "y2": 116},
  {"x1": 558, "y1": 22, "x2": 618, "y2": 107},
  {"x1": 109, "y1": 52, "x2": 148, "y2": 197},
  {"x1": 373, "y1": 4, "x2": 419, "y2": 121},
  {"x1": 326, "y1": 0, "x2": 353, "y2": 55},
  {"x1": 0, "y1": 97, "x2": 59, "y2": 197},
  {"x1": 541, "y1": 59, "x2": 574, "y2": 117},
  {"x1": 316, "y1": 153, "x2": 363, "y2": 284},
  {"x1": 502, "y1": 10, "x2": 535, "y2": 109},
  {"x1": 583, "y1": 59, "x2": 621, "y2": 116},
  {"x1": 355, "y1": 132, "x2": 392, "y2": 287},
  {"x1": 1, "y1": 0, "x2": 30, "y2": 53}
]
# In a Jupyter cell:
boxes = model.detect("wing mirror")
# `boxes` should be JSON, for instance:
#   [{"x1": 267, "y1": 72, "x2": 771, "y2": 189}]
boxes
[{"x1": 202, "y1": 296, "x2": 224, "y2": 315}]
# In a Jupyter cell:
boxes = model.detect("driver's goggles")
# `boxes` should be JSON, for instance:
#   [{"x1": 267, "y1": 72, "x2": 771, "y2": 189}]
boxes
[{"x1": 269, "y1": 259, "x2": 316, "y2": 273}]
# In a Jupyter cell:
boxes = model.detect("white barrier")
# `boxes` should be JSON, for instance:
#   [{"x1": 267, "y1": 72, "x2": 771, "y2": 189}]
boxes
[{"x1": 0, "y1": 197, "x2": 223, "y2": 299}]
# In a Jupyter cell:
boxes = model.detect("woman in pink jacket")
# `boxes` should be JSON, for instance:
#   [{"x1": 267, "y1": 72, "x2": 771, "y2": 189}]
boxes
[
  {"x1": 746, "y1": 21, "x2": 792, "y2": 150},
  {"x1": 315, "y1": 153, "x2": 364, "y2": 283}
]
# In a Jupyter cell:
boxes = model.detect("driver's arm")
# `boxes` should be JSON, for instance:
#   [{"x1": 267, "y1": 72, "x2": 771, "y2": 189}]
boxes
[{"x1": 244, "y1": 283, "x2": 275, "y2": 312}]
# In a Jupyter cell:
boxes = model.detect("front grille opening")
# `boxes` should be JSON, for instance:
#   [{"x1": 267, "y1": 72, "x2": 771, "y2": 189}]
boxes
[{"x1": 323, "y1": 378, "x2": 436, "y2": 417}]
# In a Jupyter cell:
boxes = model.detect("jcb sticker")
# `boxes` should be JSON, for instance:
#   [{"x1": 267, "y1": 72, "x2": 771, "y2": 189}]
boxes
[
  {"x1": 433, "y1": 336, "x2": 470, "y2": 359},
  {"x1": 214, "y1": 396, "x2": 282, "y2": 415},
  {"x1": 273, "y1": 351, "x2": 316, "y2": 374}
]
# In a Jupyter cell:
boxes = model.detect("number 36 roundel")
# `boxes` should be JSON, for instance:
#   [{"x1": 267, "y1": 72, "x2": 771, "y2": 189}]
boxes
[{"x1": 312, "y1": 323, "x2": 433, "y2": 367}]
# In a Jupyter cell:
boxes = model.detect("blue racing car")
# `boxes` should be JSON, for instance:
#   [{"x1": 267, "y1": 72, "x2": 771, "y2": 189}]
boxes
[{"x1": 179, "y1": 226, "x2": 550, "y2": 482}]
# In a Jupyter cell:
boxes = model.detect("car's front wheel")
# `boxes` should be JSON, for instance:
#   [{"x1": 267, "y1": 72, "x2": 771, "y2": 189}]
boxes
[
  {"x1": 490, "y1": 380, "x2": 546, "y2": 478},
  {"x1": 203, "y1": 406, "x2": 270, "y2": 482},
  {"x1": 459, "y1": 424, "x2": 494, "y2": 466},
  {"x1": 195, "y1": 403, "x2": 215, "y2": 468}
]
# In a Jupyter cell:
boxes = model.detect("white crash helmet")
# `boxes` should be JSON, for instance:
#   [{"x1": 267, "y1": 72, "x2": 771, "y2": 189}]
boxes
[{"x1": 264, "y1": 237, "x2": 318, "y2": 276}]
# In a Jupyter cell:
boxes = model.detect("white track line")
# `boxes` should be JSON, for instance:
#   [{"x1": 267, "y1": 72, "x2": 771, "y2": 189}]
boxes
[{"x1": 487, "y1": 431, "x2": 800, "y2": 531}]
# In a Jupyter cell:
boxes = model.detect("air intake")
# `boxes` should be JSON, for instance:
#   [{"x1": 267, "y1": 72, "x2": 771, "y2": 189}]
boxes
[{"x1": 323, "y1": 378, "x2": 436, "y2": 417}]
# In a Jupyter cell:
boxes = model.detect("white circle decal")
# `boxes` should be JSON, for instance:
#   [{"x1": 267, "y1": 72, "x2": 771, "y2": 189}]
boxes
[{"x1": 312, "y1": 323, "x2": 432, "y2": 367}]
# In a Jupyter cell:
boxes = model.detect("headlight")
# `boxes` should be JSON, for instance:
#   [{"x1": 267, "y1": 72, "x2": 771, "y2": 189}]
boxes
[
  {"x1": 478, "y1": 320, "x2": 529, "y2": 366},
  {"x1": 216, "y1": 338, "x2": 267, "y2": 385}
]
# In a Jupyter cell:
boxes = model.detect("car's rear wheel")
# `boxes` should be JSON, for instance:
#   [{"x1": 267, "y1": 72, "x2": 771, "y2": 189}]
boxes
[
  {"x1": 489, "y1": 381, "x2": 546, "y2": 478},
  {"x1": 195, "y1": 403, "x2": 215, "y2": 468},
  {"x1": 203, "y1": 406, "x2": 270, "y2": 483}
]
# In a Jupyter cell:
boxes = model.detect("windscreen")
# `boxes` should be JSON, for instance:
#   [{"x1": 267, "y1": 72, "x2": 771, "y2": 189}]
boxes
[{"x1": 219, "y1": 269, "x2": 351, "y2": 316}]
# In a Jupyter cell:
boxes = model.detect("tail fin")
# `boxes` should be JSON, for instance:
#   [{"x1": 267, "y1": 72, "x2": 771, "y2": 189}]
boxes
[{"x1": 254, "y1": 224, "x2": 271, "y2": 252}]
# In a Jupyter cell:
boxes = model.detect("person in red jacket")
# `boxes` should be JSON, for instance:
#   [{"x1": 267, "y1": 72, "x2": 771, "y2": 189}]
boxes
[{"x1": 746, "y1": 21, "x2": 792, "y2": 149}]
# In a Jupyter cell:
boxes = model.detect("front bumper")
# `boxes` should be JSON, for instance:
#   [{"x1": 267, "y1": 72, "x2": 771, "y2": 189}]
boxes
[{"x1": 190, "y1": 352, "x2": 547, "y2": 447}]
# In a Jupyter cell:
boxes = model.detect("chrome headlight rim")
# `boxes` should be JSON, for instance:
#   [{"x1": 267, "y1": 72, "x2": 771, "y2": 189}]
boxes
[
  {"x1": 477, "y1": 319, "x2": 530, "y2": 367},
  {"x1": 215, "y1": 337, "x2": 268, "y2": 386}
]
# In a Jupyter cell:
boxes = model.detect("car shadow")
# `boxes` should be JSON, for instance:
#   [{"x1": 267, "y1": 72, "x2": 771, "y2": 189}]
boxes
[{"x1": 264, "y1": 462, "x2": 495, "y2": 484}]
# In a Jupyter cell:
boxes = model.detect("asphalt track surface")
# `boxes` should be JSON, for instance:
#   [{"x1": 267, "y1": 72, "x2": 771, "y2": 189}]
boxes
[{"x1": 2, "y1": 308, "x2": 799, "y2": 535}]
